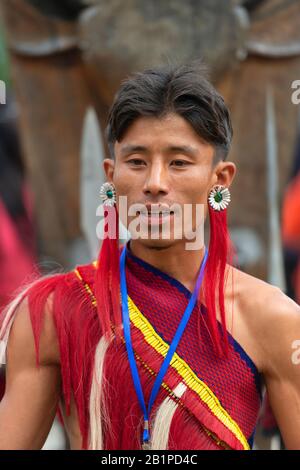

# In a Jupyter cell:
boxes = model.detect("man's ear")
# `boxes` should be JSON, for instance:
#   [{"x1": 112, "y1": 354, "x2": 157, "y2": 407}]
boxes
[
  {"x1": 212, "y1": 161, "x2": 236, "y2": 188},
  {"x1": 103, "y1": 158, "x2": 115, "y2": 182}
]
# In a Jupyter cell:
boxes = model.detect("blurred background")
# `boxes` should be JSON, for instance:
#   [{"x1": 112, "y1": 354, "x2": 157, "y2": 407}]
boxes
[{"x1": 0, "y1": 0, "x2": 300, "y2": 450}]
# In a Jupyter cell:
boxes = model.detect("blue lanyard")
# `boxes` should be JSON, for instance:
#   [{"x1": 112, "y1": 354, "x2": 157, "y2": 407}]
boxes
[{"x1": 120, "y1": 244, "x2": 208, "y2": 447}]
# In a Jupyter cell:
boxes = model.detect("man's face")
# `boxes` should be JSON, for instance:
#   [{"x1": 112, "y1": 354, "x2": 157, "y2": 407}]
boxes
[{"x1": 104, "y1": 113, "x2": 230, "y2": 250}]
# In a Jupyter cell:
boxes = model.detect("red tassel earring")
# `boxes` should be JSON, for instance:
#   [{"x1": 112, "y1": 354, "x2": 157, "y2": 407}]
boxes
[
  {"x1": 203, "y1": 185, "x2": 235, "y2": 357},
  {"x1": 94, "y1": 182, "x2": 122, "y2": 339}
]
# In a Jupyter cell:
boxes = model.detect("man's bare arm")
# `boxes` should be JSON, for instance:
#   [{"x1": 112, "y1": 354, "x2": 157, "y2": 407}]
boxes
[
  {"x1": 0, "y1": 295, "x2": 61, "y2": 449},
  {"x1": 262, "y1": 289, "x2": 300, "y2": 449}
]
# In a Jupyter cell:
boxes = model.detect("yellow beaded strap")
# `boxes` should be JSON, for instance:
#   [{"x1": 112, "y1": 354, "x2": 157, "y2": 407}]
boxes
[{"x1": 75, "y1": 263, "x2": 250, "y2": 451}]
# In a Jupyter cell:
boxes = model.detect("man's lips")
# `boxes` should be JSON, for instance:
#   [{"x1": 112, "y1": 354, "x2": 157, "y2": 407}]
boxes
[
  {"x1": 137, "y1": 210, "x2": 175, "y2": 215},
  {"x1": 137, "y1": 203, "x2": 175, "y2": 215},
  {"x1": 136, "y1": 205, "x2": 176, "y2": 227},
  {"x1": 138, "y1": 212, "x2": 175, "y2": 227}
]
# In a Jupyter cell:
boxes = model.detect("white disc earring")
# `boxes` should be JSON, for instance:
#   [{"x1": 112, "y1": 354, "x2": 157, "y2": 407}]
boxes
[
  {"x1": 99, "y1": 182, "x2": 116, "y2": 206},
  {"x1": 208, "y1": 185, "x2": 231, "y2": 211}
]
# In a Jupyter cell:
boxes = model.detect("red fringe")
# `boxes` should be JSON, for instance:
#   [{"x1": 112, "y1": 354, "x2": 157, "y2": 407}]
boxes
[
  {"x1": 2, "y1": 204, "x2": 122, "y2": 449},
  {"x1": 94, "y1": 205, "x2": 121, "y2": 339},
  {"x1": 169, "y1": 406, "x2": 224, "y2": 450},
  {"x1": 202, "y1": 206, "x2": 236, "y2": 357},
  {"x1": 24, "y1": 271, "x2": 101, "y2": 449}
]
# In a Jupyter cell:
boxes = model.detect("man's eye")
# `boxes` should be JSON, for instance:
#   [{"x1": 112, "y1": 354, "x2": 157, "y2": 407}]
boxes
[
  {"x1": 127, "y1": 159, "x2": 145, "y2": 166},
  {"x1": 171, "y1": 160, "x2": 189, "y2": 167}
]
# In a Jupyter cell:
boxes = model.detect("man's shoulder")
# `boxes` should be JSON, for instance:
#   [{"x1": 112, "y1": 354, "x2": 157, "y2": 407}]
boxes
[
  {"x1": 233, "y1": 266, "x2": 299, "y2": 322},
  {"x1": 1, "y1": 260, "x2": 98, "y2": 368},
  {"x1": 232, "y1": 266, "x2": 300, "y2": 373}
]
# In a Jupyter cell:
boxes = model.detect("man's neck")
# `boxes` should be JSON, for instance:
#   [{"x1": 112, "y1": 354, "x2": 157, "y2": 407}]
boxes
[{"x1": 128, "y1": 240, "x2": 206, "y2": 293}]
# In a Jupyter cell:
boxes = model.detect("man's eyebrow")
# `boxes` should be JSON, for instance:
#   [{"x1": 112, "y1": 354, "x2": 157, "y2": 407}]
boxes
[
  {"x1": 120, "y1": 144, "x2": 148, "y2": 156},
  {"x1": 119, "y1": 144, "x2": 198, "y2": 157},
  {"x1": 166, "y1": 145, "x2": 198, "y2": 156}
]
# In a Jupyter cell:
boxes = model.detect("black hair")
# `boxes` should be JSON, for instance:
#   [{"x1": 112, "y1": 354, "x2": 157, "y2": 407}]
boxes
[{"x1": 106, "y1": 61, "x2": 233, "y2": 162}]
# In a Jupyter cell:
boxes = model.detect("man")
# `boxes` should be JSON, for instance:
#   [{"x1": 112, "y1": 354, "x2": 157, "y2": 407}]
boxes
[{"x1": 0, "y1": 62, "x2": 300, "y2": 450}]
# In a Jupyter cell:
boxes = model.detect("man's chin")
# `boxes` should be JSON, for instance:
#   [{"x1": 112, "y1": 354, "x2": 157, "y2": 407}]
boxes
[{"x1": 130, "y1": 237, "x2": 177, "y2": 251}]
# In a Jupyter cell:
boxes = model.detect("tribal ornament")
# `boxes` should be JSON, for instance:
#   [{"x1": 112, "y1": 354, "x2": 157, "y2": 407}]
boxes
[
  {"x1": 208, "y1": 185, "x2": 231, "y2": 211},
  {"x1": 100, "y1": 182, "x2": 116, "y2": 206}
]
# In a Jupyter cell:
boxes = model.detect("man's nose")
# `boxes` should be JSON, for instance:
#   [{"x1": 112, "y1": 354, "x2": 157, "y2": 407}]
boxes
[{"x1": 142, "y1": 161, "x2": 169, "y2": 197}]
